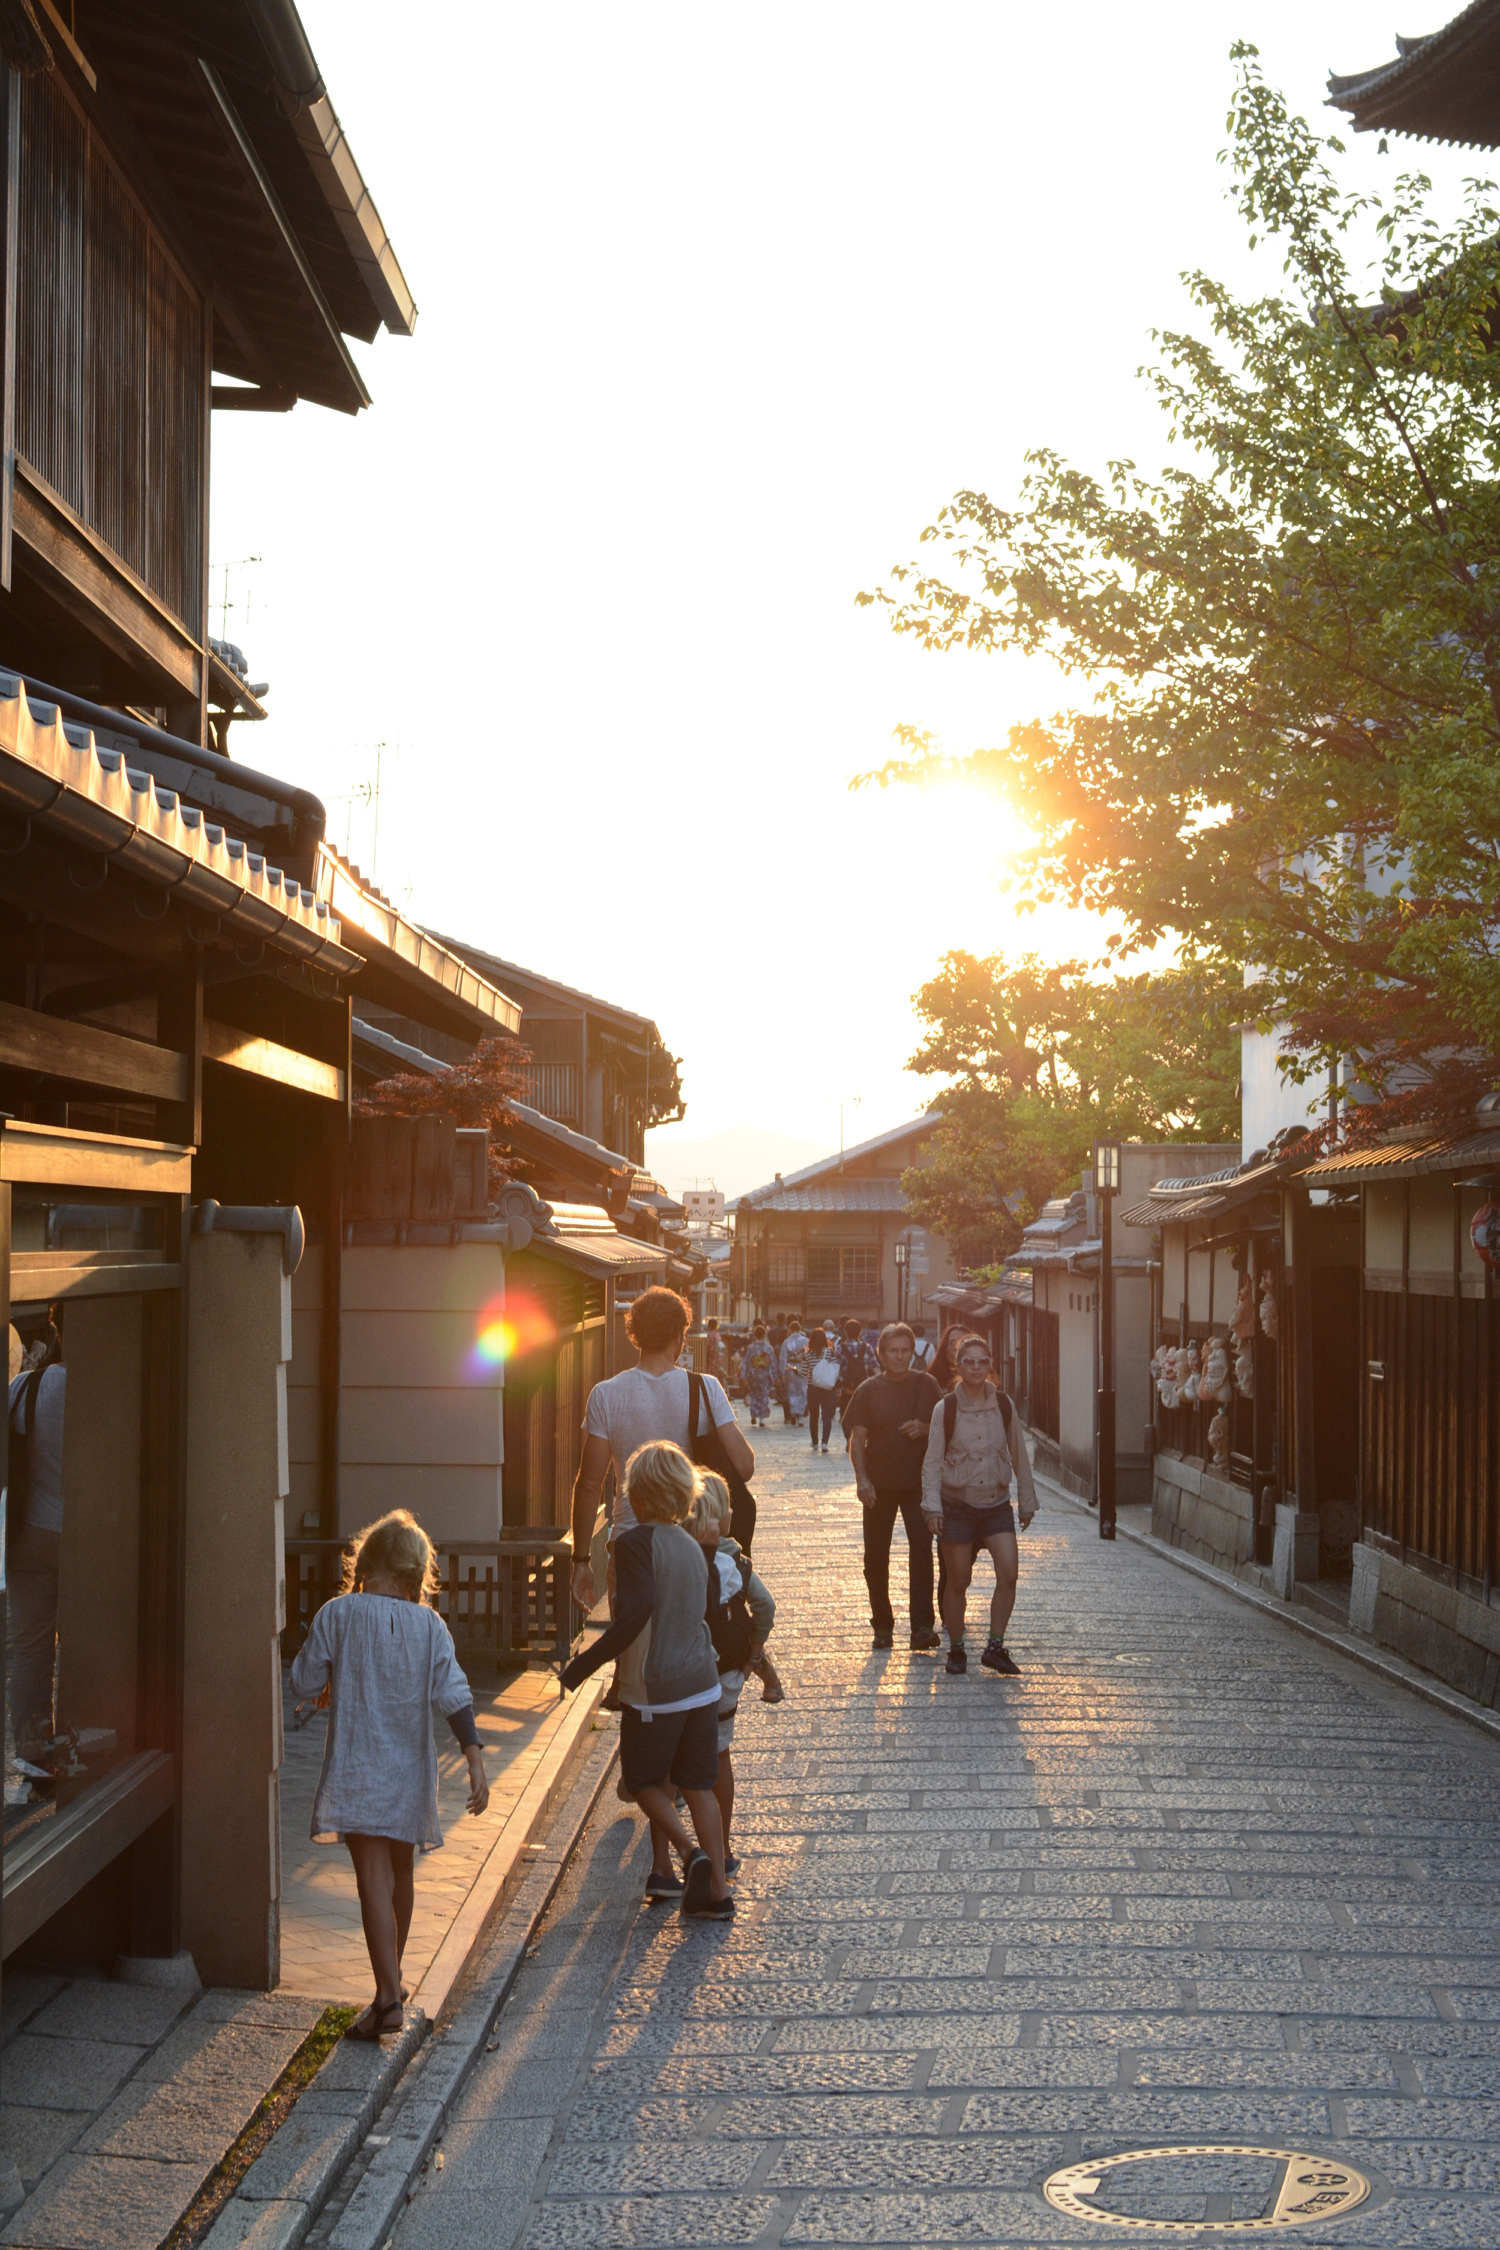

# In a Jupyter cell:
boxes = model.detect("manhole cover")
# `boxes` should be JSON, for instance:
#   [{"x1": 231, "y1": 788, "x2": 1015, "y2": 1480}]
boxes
[{"x1": 1043, "y1": 2146, "x2": 1370, "y2": 2232}]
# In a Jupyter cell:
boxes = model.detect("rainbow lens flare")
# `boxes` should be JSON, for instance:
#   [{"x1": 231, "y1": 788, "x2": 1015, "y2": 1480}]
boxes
[{"x1": 465, "y1": 1290, "x2": 555, "y2": 1378}]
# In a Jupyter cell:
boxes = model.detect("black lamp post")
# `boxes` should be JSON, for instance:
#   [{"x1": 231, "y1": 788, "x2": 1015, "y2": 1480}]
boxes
[{"x1": 1093, "y1": 1138, "x2": 1121, "y2": 1541}]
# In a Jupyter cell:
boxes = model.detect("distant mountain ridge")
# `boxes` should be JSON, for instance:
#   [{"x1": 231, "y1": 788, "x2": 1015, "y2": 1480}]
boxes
[{"x1": 644, "y1": 1125, "x2": 835, "y2": 1202}]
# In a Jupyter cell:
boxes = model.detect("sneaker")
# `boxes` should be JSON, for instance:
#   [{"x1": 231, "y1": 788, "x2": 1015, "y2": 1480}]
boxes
[
  {"x1": 909, "y1": 1629, "x2": 941, "y2": 1653},
  {"x1": 684, "y1": 1890, "x2": 736, "y2": 1921},
  {"x1": 821, "y1": 1444, "x2": 830, "y2": 1453},
  {"x1": 945, "y1": 1645, "x2": 968, "y2": 1675},
  {"x1": 871, "y1": 1629, "x2": 894, "y2": 1650},
  {"x1": 981, "y1": 1642, "x2": 1022, "y2": 1676},
  {"x1": 682, "y1": 1848, "x2": 713, "y2": 1914},
  {"x1": 723, "y1": 1852, "x2": 740, "y2": 1878},
  {"x1": 644, "y1": 1868, "x2": 683, "y2": 1901}
]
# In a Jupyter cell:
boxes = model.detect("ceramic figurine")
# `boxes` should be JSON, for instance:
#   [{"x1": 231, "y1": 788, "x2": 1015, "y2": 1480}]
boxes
[
  {"x1": 1258, "y1": 1269, "x2": 1279, "y2": 1341},
  {"x1": 1202, "y1": 1334, "x2": 1233, "y2": 1405},
  {"x1": 1207, "y1": 1404, "x2": 1230, "y2": 1468},
  {"x1": 1234, "y1": 1341, "x2": 1255, "y2": 1399}
]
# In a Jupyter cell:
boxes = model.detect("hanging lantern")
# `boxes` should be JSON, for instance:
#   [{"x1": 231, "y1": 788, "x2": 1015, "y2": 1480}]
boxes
[{"x1": 1473, "y1": 1202, "x2": 1500, "y2": 1269}]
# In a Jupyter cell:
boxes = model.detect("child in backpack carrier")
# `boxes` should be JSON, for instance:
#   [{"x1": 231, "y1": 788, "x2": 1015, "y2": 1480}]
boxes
[{"x1": 689, "y1": 1472, "x2": 782, "y2": 1879}]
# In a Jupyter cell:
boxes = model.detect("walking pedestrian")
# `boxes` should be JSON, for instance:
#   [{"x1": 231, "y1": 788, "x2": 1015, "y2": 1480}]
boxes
[
  {"x1": 7, "y1": 1306, "x2": 65, "y2": 1753},
  {"x1": 836, "y1": 1317, "x2": 875, "y2": 1439},
  {"x1": 844, "y1": 1323, "x2": 944, "y2": 1652},
  {"x1": 288, "y1": 1510, "x2": 490, "y2": 2041},
  {"x1": 780, "y1": 1317, "x2": 812, "y2": 1426},
  {"x1": 569, "y1": 1286, "x2": 754, "y2": 1612},
  {"x1": 704, "y1": 1318, "x2": 724, "y2": 1378},
  {"x1": 561, "y1": 1441, "x2": 735, "y2": 1919},
  {"x1": 920, "y1": 1331, "x2": 1037, "y2": 1676},
  {"x1": 738, "y1": 1320, "x2": 778, "y2": 1429},
  {"x1": 929, "y1": 1324, "x2": 965, "y2": 1391},
  {"x1": 689, "y1": 1472, "x2": 781, "y2": 1878},
  {"x1": 808, "y1": 1332, "x2": 841, "y2": 1452}
]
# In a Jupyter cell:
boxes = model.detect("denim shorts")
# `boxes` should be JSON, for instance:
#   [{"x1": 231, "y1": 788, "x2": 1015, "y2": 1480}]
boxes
[{"x1": 939, "y1": 1496, "x2": 1015, "y2": 1546}]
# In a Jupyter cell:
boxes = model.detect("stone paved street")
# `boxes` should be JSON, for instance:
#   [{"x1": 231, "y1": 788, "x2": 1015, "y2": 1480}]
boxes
[{"x1": 388, "y1": 1411, "x2": 1500, "y2": 2248}]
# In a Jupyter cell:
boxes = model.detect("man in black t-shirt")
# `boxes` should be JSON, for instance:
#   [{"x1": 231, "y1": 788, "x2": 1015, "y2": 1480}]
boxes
[{"x1": 845, "y1": 1323, "x2": 944, "y2": 1652}]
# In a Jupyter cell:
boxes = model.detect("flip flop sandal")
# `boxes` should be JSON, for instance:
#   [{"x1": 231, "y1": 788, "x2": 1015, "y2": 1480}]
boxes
[{"x1": 344, "y1": 2000, "x2": 404, "y2": 2042}]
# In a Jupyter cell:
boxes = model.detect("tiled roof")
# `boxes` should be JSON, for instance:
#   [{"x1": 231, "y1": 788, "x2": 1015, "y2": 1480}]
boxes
[
  {"x1": 0, "y1": 675, "x2": 357, "y2": 973},
  {"x1": 1300, "y1": 1130, "x2": 1500, "y2": 1184},
  {"x1": 1328, "y1": 2, "x2": 1500, "y2": 149},
  {"x1": 1117, "y1": 1154, "x2": 1294, "y2": 1230},
  {"x1": 732, "y1": 1113, "x2": 942, "y2": 1206},
  {"x1": 738, "y1": 1179, "x2": 910, "y2": 1214},
  {"x1": 317, "y1": 851, "x2": 520, "y2": 1036}
]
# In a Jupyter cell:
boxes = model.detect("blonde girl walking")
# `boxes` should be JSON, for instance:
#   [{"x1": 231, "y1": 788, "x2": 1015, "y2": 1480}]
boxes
[{"x1": 290, "y1": 1511, "x2": 489, "y2": 2040}]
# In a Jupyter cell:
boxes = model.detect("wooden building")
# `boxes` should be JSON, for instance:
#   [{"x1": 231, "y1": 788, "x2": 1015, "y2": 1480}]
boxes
[
  {"x1": 1291, "y1": 1127, "x2": 1500, "y2": 1707},
  {"x1": 0, "y1": 1, "x2": 520, "y2": 2010},
  {"x1": 729, "y1": 1115, "x2": 959, "y2": 1330},
  {"x1": 1005, "y1": 1145, "x2": 1239, "y2": 1506},
  {"x1": 419, "y1": 945, "x2": 684, "y2": 1167},
  {"x1": 1329, "y1": 4, "x2": 1500, "y2": 150}
]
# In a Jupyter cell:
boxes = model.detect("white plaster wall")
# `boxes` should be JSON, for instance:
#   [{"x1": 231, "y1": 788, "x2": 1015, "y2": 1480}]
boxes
[{"x1": 1241, "y1": 1023, "x2": 1324, "y2": 1161}]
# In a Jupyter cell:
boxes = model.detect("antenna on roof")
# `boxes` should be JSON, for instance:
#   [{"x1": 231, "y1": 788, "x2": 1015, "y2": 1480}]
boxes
[{"x1": 839, "y1": 1094, "x2": 861, "y2": 1169}]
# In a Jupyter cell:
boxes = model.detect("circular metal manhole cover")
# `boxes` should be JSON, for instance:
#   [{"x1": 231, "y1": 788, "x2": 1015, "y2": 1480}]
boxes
[{"x1": 1043, "y1": 2146, "x2": 1371, "y2": 2232}]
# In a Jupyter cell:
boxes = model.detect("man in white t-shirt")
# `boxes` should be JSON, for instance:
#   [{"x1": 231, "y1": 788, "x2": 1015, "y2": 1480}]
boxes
[{"x1": 571, "y1": 1286, "x2": 755, "y2": 1610}]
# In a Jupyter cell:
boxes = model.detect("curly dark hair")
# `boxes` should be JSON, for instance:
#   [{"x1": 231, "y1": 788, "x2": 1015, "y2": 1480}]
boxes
[{"x1": 624, "y1": 1285, "x2": 693, "y2": 1352}]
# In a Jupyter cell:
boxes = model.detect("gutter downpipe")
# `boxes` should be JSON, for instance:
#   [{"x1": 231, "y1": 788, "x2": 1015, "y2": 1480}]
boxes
[{"x1": 5, "y1": 671, "x2": 327, "y2": 877}]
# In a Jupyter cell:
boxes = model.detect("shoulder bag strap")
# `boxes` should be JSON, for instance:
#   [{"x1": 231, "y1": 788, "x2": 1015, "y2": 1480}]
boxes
[{"x1": 687, "y1": 1370, "x2": 703, "y2": 1441}]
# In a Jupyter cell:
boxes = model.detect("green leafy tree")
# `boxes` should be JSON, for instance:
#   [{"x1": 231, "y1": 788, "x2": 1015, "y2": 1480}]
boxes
[
  {"x1": 861, "y1": 47, "x2": 1500, "y2": 1112},
  {"x1": 902, "y1": 952, "x2": 1239, "y2": 1264}
]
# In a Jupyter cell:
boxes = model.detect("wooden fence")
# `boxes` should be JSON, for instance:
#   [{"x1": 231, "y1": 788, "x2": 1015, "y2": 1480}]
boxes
[{"x1": 283, "y1": 1538, "x2": 580, "y2": 1671}]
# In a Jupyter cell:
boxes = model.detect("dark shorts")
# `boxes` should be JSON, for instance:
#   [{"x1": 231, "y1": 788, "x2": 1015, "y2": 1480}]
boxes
[
  {"x1": 619, "y1": 1701, "x2": 720, "y2": 1792},
  {"x1": 939, "y1": 1496, "x2": 1016, "y2": 1547}
]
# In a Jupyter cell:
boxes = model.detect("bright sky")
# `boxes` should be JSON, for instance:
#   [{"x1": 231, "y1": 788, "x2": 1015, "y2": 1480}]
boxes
[{"x1": 208, "y1": 2, "x2": 1483, "y2": 1156}]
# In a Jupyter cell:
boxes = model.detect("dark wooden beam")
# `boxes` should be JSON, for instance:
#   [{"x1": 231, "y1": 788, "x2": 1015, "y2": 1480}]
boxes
[
  {"x1": 0, "y1": 992, "x2": 188, "y2": 1100},
  {"x1": 210, "y1": 385, "x2": 295, "y2": 412},
  {"x1": 12, "y1": 467, "x2": 202, "y2": 699}
]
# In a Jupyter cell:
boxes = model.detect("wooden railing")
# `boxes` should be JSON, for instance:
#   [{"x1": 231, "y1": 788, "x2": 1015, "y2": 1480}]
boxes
[{"x1": 283, "y1": 1537, "x2": 582, "y2": 1671}]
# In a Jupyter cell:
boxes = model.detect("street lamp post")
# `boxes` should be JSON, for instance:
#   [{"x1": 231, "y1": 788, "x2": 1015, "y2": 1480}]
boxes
[
  {"x1": 894, "y1": 1236, "x2": 908, "y2": 1325},
  {"x1": 1093, "y1": 1139, "x2": 1121, "y2": 1542}
]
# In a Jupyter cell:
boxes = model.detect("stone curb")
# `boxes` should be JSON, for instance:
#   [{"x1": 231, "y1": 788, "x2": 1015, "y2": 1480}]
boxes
[
  {"x1": 325, "y1": 1718, "x2": 621, "y2": 2250},
  {"x1": 201, "y1": 1661, "x2": 613, "y2": 2250},
  {"x1": 1038, "y1": 1473, "x2": 1500, "y2": 1750}
]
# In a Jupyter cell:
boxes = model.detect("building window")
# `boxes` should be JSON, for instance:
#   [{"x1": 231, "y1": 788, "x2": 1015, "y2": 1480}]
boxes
[
  {"x1": 766, "y1": 1244, "x2": 805, "y2": 1297},
  {"x1": 806, "y1": 1245, "x2": 879, "y2": 1306}
]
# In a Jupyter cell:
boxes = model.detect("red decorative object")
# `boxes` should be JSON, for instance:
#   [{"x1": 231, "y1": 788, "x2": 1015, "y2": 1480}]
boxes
[{"x1": 1472, "y1": 1203, "x2": 1500, "y2": 1269}]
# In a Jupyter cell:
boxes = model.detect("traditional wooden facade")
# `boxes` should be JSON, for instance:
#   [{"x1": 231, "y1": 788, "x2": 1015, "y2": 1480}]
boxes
[
  {"x1": 0, "y1": 2, "x2": 505, "y2": 2005},
  {"x1": 729, "y1": 1115, "x2": 959, "y2": 1330}
]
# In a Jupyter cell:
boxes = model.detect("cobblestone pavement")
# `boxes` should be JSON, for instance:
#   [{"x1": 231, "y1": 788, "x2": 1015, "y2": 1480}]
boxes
[{"x1": 390, "y1": 1414, "x2": 1500, "y2": 2248}]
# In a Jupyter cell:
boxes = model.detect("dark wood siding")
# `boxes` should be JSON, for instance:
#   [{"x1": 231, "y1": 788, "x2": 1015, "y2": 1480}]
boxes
[
  {"x1": 15, "y1": 72, "x2": 204, "y2": 631},
  {"x1": 1363, "y1": 1289, "x2": 1498, "y2": 1584},
  {"x1": 1030, "y1": 1306, "x2": 1060, "y2": 1442}
]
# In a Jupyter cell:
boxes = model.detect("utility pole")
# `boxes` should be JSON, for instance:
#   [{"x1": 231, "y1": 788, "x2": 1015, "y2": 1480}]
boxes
[{"x1": 1094, "y1": 1139, "x2": 1120, "y2": 1541}]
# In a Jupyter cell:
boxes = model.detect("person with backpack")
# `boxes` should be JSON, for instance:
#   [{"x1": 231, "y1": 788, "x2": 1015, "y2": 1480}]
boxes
[
  {"x1": 562, "y1": 1441, "x2": 734, "y2": 1919},
  {"x1": 569, "y1": 1286, "x2": 754, "y2": 1611},
  {"x1": 7, "y1": 1307, "x2": 66, "y2": 1753},
  {"x1": 836, "y1": 1318, "x2": 876, "y2": 1437},
  {"x1": 686, "y1": 1472, "x2": 781, "y2": 1884},
  {"x1": 921, "y1": 1330, "x2": 1037, "y2": 1676},
  {"x1": 845, "y1": 1322, "x2": 944, "y2": 1652}
]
